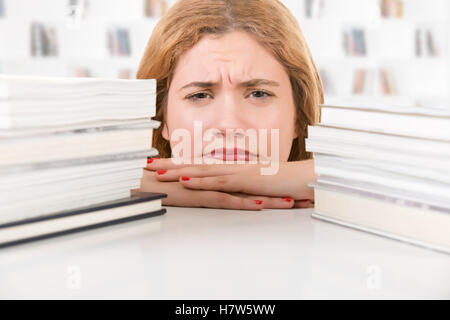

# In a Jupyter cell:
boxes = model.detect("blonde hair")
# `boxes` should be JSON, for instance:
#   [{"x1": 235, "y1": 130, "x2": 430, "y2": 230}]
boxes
[{"x1": 137, "y1": 0, "x2": 323, "y2": 160}]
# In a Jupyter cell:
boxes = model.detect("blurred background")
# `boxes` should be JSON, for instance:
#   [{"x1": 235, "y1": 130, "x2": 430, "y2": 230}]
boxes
[{"x1": 0, "y1": 0, "x2": 449, "y2": 107}]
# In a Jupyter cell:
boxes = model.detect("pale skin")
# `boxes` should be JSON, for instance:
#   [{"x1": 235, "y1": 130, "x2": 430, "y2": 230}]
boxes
[{"x1": 138, "y1": 31, "x2": 317, "y2": 210}]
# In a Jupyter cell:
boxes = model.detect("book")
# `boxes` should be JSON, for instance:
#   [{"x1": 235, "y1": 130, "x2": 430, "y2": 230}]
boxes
[
  {"x1": 0, "y1": 75, "x2": 161, "y2": 243},
  {"x1": 0, "y1": 74, "x2": 156, "y2": 99},
  {"x1": 312, "y1": 183, "x2": 450, "y2": 254},
  {"x1": 318, "y1": 104, "x2": 450, "y2": 140},
  {"x1": 0, "y1": 192, "x2": 167, "y2": 249},
  {"x1": 0, "y1": 119, "x2": 153, "y2": 137},
  {"x1": 0, "y1": 75, "x2": 156, "y2": 128},
  {"x1": 30, "y1": 23, "x2": 58, "y2": 57},
  {"x1": 0, "y1": 122, "x2": 159, "y2": 166},
  {"x1": 0, "y1": 0, "x2": 4, "y2": 17},
  {"x1": 144, "y1": 0, "x2": 169, "y2": 18},
  {"x1": 0, "y1": 150, "x2": 159, "y2": 221},
  {"x1": 67, "y1": 0, "x2": 88, "y2": 29},
  {"x1": 304, "y1": 0, "x2": 325, "y2": 19},
  {"x1": 415, "y1": 28, "x2": 439, "y2": 57},
  {"x1": 381, "y1": 0, "x2": 404, "y2": 18},
  {"x1": 343, "y1": 27, "x2": 366, "y2": 57},
  {"x1": 107, "y1": 28, "x2": 131, "y2": 56},
  {"x1": 307, "y1": 103, "x2": 450, "y2": 253},
  {"x1": 306, "y1": 125, "x2": 450, "y2": 178}
]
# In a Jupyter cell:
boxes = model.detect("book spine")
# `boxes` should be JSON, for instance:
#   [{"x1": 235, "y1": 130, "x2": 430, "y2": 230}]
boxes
[
  {"x1": 342, "y1": 30, "x2": 349, "y2": 56},
  {"x1": 123, "y1": 29, "x2": 131, "y2": 56},
  {"x1": 396, "y1": 1, "x2": 403, "y2": 18},
  {"x1": 360, "y1": 29, "x2": 367, "y2": 56},
  {"x1": 380, "y1": 69, "x2": 388, "y2": 94},
  {"x1": 351, "y1": 28, "x2": 357, "y2": 55},
  {"x1": 113, "y1": 29, "x2": 120, "y2": 56},
  {"x1": 41, "y1": 25, "x2": 50, "y2": 56},
  {"x1": 0, "y1": 0, "x2": 5, "y2": 17},
  {"x1": 48, "y1": 28, "x2": 58, "y2": 56},
  {"x1": 415, "y1": 29, "x2": 422, "y2": 57}
]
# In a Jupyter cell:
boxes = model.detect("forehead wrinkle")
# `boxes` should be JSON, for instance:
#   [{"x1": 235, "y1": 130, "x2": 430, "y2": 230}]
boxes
[{"x1": 174, "y1": 33, "x2": 282, "y2": 91}]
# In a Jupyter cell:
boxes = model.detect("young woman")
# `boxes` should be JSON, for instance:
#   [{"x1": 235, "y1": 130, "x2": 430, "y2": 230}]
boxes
[{"x1": 136, "y1": 0, "x2": 324, "y2": 210}]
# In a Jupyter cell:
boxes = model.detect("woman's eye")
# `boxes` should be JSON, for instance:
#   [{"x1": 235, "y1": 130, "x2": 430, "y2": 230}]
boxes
[
  {"x1": 249, "y1": 90, "x2": 273, "y2": 99},
  {"x1": 186, "y1": 90, "x2": 273, "y2": 102},
  {"x1": 186, "y1": 92, "x2": 212, "y2": 102}
]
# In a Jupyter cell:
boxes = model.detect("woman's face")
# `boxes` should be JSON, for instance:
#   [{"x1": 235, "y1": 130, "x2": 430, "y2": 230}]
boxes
[{"x1": 164, "y1": 30, "x2": 297, "y2": 162}]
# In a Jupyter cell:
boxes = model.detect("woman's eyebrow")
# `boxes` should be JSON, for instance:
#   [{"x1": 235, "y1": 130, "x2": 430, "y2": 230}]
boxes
[
  {"x1": 178, "y1": 79, "x2": 280, "y2": 91},
  {"x1": 238, "y1": 79, "x2": 280, "y2": 88}
]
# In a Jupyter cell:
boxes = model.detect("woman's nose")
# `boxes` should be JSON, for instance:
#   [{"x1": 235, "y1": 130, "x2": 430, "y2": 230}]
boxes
[{"x1": 212, "y1": 95, "x2": 247, "y2": 134}]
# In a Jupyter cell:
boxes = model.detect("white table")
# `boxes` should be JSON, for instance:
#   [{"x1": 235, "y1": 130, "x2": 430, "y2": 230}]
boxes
[{"x1": 0, "y1": 207, "x2": 449, "y2": 299}]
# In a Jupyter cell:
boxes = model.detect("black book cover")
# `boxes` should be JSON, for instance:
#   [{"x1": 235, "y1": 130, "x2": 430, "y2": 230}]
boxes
[{"x1": 0, "y1": 192, "x2": 167, "y2": 249}]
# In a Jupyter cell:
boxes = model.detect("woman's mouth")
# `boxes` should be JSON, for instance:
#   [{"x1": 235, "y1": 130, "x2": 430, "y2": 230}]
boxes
[{"x1": 203, "y1": 148, "x2": 258, "y2": 161}]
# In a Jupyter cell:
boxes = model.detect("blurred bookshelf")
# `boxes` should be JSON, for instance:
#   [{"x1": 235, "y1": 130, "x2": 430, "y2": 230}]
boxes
[
  {"x1": 0, "y1": 0, "x2": 174, "y2": 79},
  {"x1": 295, "y1": 0, "x2": 450, "y2": 107},
  {"x1": 0, "y1": 0, "x2": 449, "y2": 108}
]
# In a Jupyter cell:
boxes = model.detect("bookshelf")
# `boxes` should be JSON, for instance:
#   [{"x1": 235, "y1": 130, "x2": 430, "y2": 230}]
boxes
[
  {"x1": 0, "y1": 0, "x2": 172, "y2": 78},
  {"x1": 0, "y1": 0, "x2": 449, "y2": 107},
  {"x1": 295, "y1": 0, "x2": 450, "y2": 107}
]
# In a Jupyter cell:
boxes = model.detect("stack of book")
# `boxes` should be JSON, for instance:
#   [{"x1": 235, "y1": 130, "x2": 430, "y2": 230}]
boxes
[
  {"x1": 306, "y1": 103, "x2": 450, "y2": 253},
  {"x1": 0, "y1": 75, "x2": 166, "y2": 248}
]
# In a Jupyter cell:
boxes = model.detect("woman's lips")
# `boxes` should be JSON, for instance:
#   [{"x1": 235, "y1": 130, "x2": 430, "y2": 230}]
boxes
[{"x1": 203, "y1": 148, "x2": 258, "y2": 161}]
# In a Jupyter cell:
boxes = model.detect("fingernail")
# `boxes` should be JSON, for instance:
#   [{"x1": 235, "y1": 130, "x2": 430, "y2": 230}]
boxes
[
  {"x1": 181, "y1": 176, "x2": 190, "y2": 181},
  {"x1": 147, "y1": 157, "x2": 160, "y2": 164},
  {"x1": 254, "y1": 200, "x2": 263, "y2": 205},
  {"x1": 283, "y1": 197, "x2": 292, "y2": 202},
  {"x1": 156, "y1": 170, "x2": 167, "y2": 175}
]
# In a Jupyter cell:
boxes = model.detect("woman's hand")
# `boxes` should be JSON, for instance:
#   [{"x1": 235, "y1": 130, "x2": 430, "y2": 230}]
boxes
[
  {"x1": 146, "y1": 158, "x2": 316, "y2": 208},
  {"x1": 137, "y1": 169, "x2": 297, "y2": 210}
]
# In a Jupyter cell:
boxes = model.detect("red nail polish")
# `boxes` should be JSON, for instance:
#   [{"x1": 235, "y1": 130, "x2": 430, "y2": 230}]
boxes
[
  {"x1": 254, "y1": 200, "x2": 263, "y2": 205},
  {"x1": 147, "y1": 157, "x2": 160, "y2": 164},
  {"x1": 283, "y1": 197, "x2": 292, "y2": 202},
  {"x1": 181, "y1": 176, "x2": 190, "y2": 181},
  {"x1": 157, "y1": 170, "x2": 167, "y2": 175}
]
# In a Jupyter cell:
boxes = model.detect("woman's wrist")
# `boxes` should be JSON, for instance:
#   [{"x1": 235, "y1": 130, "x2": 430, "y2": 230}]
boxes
[{"x1": 293, "y1": 158, "x2": 317, "y2": 200}]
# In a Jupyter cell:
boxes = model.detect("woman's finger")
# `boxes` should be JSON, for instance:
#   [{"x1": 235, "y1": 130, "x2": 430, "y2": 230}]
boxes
[
  {"x1": 188, "y1": 191, "x2": 265, "y2": 210},
  {"x1": 293, "y1": 200, "x2": 312, "y2": 208},
  {"x1": 233, "y1": 194, "x2": 295, "y2": 209},
  {"x1": 140, "y1": 169, "x2": 264, "y2": 210},
  {"x1": 153, "y1": 164, "x2": 258, "y2": 182},
  {"x1": 146, "y1": 157, "x2": 187, "y2": 170},
  {"x1": 179, "y1": 174, "x2": 276, "y2": 197},
  {"x1": 147, "y1": 157, "x2": 260, "y2": 173},
  {"x1": 177, "y1": 164, "x2": 316, "y2": 201},
  {"x1": 161, "y1": 189, "x2": 266, "y2": 211}
]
